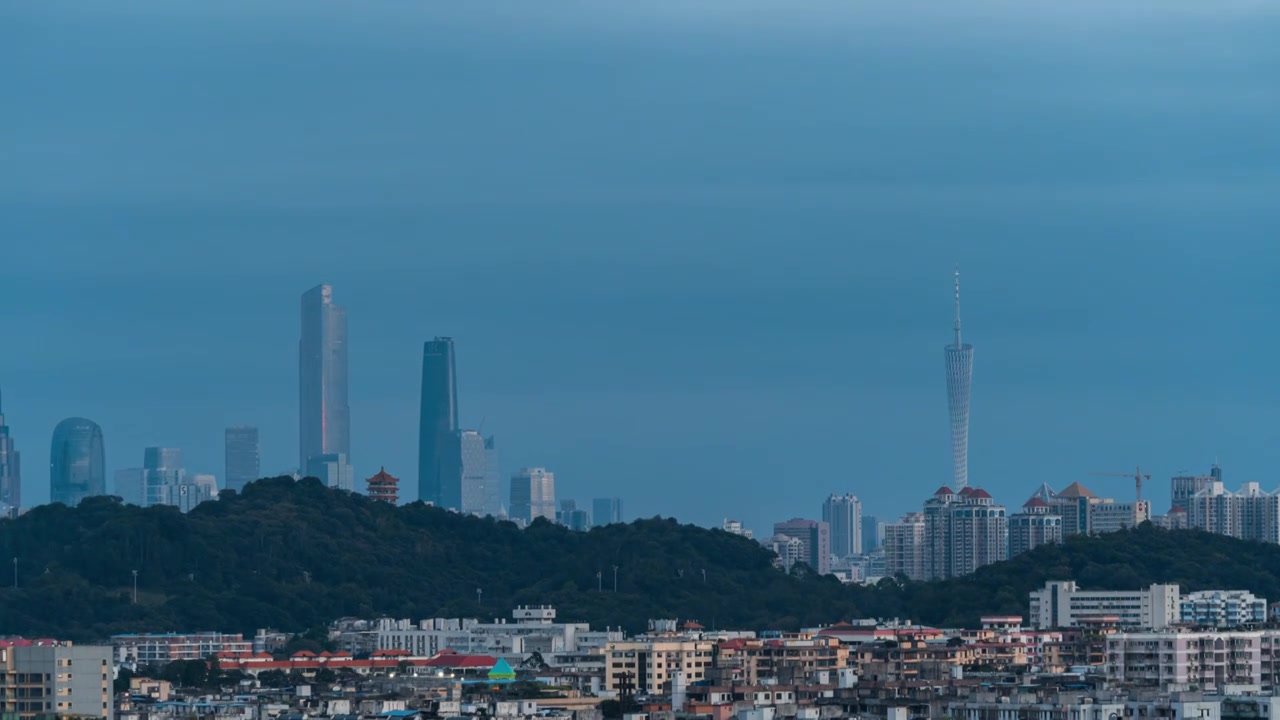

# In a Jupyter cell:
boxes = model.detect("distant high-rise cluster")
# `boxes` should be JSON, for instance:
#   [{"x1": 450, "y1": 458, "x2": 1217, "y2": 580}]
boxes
[
  {"x1": 299, "y1": 284, "x2": 350, "y2": 474},
  {"x1": 0, "y1": 391, "x2": 20, "y2": 514},
  {"x1": 49, "y1": 417, "x2": 106, "y2": 507},
  {"x1": 771, "y1": 518, "x2": 832, "y2": 575},
  {"x1": 510, "y1": 467, "x2": 556, "y2": 524}
]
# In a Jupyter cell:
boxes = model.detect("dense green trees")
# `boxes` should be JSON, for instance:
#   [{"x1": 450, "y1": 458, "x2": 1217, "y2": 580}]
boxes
[{"x1": 2, "y1": 477, "x2": 1280, "y2": 641}]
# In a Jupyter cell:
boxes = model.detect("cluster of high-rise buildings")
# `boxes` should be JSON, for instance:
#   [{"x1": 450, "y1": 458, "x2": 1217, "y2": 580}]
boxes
[{"x1": 0, "y1": 284, "x2": 622, "y2": 527}]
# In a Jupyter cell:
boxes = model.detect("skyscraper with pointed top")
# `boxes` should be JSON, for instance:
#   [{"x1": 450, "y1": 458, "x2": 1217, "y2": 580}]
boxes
[
  {"x1": 0, "y1": 390, "x2": 20, "y2": 511},
  {"x1": 945, "y1": 269, "x2": 974, "y2": 489}
]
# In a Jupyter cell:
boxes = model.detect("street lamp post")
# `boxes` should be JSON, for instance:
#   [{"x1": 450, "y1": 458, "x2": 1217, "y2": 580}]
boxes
[
  {"x1": 612, "y1": 564, "x2": 619, "y2": 592},
  {"x1": 131, "y1": 569, "x2": 139, "y2": 604},
  {"x1": 11, "y1": 557, "x2": 16, "y2": 589}
]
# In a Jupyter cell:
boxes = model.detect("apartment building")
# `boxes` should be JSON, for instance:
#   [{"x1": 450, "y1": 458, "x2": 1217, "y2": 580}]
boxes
[
  {"x1": 1087, "y1": 500, "x2": 1151, "y2": 534},
  {"x1": 111, "y1": 632, "x2": 252, "y2": 665},
  {"x1": 603, "y1": 637, "x2": 717, "y2": 694},
  {"x1": 1181, "y1": 590, "x2": 1268, "y2": 628},
  {"x1": 1106, "y1": 631, "x2": 1264, "y2": 692},
  {"x1": 1185, "y1": 481, "x2": 1280, "y2": 544},
  {"x1": 1028, "y1": 581, "x2": 1180, "y2": 630},
  {"x1": 883, "y1": 512, "x2": 925, "y2": 581},
  {"x1": 0, "y1": 641, "x2": 113, "y2": 720},
  {"x1": 714, "y1": 636, "x2": 848, "y2": 685}
]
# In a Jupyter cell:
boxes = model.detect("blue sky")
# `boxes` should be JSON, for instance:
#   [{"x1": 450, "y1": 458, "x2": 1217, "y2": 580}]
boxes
[{"x1": 4, "y1": 0, "x2": 1280, "y2": 535}]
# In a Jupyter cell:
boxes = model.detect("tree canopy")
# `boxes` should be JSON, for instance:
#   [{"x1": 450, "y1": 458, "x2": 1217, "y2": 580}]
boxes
[{"x1": 1, "y1": 477, "x2": 1277, "y2": 641}]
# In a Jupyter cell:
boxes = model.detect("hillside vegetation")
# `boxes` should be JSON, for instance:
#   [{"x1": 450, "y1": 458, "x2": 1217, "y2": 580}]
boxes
[{"x1": 1, "y1": 477, "x2": 1277, "y2": 641}]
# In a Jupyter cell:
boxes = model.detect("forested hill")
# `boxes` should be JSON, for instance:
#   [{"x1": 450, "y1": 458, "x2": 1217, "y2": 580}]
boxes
[{"x1": 2, "y1": 477, "x2": 1279, "y2": 642}]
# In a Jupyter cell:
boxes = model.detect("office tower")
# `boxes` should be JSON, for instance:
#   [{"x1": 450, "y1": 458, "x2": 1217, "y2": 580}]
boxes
[
  {"x1": 366, "y1": 467, "x2": 400, "y2": 504},
  {"x1": 299, "y1": 284, "x2": 350, "y2": 472},
  {"x1": 771, "y1": 518, "x2": 832, "y2": 575},
  {"x1": 944, "y1": 269, "x2": 974, "y2": 490},
  {"x1": 457, "y1": 430, "x2": 490, "y2": 515},
  {"x1": 510, "y1": 467, "x2": 555, "y2": 524},
  {"x1": 418, "y1": 337, "x2": 458, "y2": 506},
  {"x1": 224, "y1": 425, "x2": 261, "y2": 493},
  {"x1": 483, "y1": 436, "x2": 501, "y2": 516},
  {"x1": 593, "y1": 497, "x2": 624, "y2": 526},
  {"x1": 1009, "y1": 496, "x2": 1063, "y2": 557},
  {"x1": 822, "y1": 493, "x2": 863, "y2": 558},
  {"x1": 49, "y1": 417, "x2": 106, "y2": 507},
  {"x1": 305, "y1": 452, "x2": 353, "y2": 491},
  {"x1": 1048, "y1": 481, "x2": 1099, "y2": 535},
  {"x1": 1171, "y1": 471, "x2": 1215, "y2": 511},
  {"x1": 558, "y1": 500, "x2": 591, "y2": 530},
  {"x1": 142, "y1": 447, "x2": 184, "y2": 508},
  {"x1": 114, "y1": 468, "x2": 144, "y2": 506},
  {"x1": 921, "y1": 486, "x2": 1007, "y2": 580},
  {"x1": 884, "y1": 512, "x2": 926, "y2": 581},
  {"x1": 0, "y1": 390, "x2": 19, "y2": 511},
  {"x1": 862, "y1": 515, "x2": 885, "y2": 553}
]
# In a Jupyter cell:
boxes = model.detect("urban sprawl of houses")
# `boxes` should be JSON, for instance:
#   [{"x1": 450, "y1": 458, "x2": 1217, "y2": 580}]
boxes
[{"x1": 13, "y1": 585, "x2": 1280, "y2": 720}]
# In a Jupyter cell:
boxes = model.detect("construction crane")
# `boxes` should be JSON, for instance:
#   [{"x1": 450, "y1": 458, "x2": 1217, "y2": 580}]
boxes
[{"x1": 1090, "y1": 466, "x2": 1151, "y2": 502}]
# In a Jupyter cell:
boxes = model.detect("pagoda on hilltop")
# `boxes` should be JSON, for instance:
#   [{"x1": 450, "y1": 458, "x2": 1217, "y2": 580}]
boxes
[{"x1": 366, "y1": 467, "x2": 400, "y2": 504}]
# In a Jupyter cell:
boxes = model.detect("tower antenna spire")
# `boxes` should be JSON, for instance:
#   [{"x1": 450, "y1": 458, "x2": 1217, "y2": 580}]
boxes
[{"x1": 953, "y1": 266, "x2": 962, "y2": 347}]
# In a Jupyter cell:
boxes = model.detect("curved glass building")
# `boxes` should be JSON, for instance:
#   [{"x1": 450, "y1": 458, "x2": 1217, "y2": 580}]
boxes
[
  {"x1": 945, "y1": 270, "x2": 974, "y2": 490},
  {"x1": 49, "y1": 417, "x2": 106, "y2": 506}
]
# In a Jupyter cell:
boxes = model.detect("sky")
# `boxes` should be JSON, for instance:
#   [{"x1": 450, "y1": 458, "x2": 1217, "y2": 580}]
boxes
[{"x1": 3, "y1": 0, "x2": 1280, "y2": 536}]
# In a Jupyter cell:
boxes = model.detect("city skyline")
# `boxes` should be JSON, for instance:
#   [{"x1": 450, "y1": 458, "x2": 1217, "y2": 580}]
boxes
[{"x1": 5, "y1": 0, "x2": 1280, "y2": 534}]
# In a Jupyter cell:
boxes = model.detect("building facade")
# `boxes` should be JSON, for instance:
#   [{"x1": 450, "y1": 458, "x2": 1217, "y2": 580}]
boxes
[
  {"x1": 1029, "y1": 581, "x2": 1180, "y2": 630},
  {"x1": 224, "y1": 425, "x2": 260, "y2": 493},
  {"x1": 111, "y1": 632, "x2": 252, "y2": 666},
  {"x1": 772, "y1": 519, "x2": 832, "y2": 575},
  {"x1": 1088, "y1": 499, "x2": 1151, "y2": 534},
  {"x1": 49, "y1": 417, "x2": 106, "y2": 507},
  {"x1": 0, "y1": 641, "x2": 113, "y2": 720},
  {"x1": 510, "y1": 468, "x2": 555, "y2": 524},
  {"x1": 944, "y1": 270, "x2": 974, "y2": 490},
  {"x1": 458, "y1": 430, "x2": 491, "y2": 516},
  {"x1": 1171, "y1": 472, "x2": 1215, "y2": 511},
  {"x1": 822, "y1": 494, "x2": 863, "y2": 559},
  {"x1": 0, "y1": 391, "x2": 20, "y2": 512},
  {"x1": 604, "y1": 637, "x2": 718, "y2": 694},
  {"x1": 299, "y1": 283, "x2": 350, "y2": 473},
  {"x1": 417, "y1": 336, "x2": 458, "y2": 507}
]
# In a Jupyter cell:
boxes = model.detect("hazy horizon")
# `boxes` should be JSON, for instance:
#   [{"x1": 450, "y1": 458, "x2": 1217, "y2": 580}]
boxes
[{"x1": 5, "y1": 0, "x2": 1280, "y2": 535}]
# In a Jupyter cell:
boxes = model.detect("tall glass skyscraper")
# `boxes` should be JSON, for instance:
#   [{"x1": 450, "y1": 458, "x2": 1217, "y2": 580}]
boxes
[
  {"x1": 224, "y1": 425, "x2": 261, "y2": 493},
  {"x1": 49, "y1": 417, "x2": 106, "y2": 507},
  {"x1": 299, "y1": 284, "x2": 350, "y2": 473},
  {"x1": 0, "y1": 390, "x2": 20, "y2": 512},
  {"x1": 457, "y1": 430, "x2": 490, "y2": 515},
  {"x1": 418, "y1": 337, "x2": 458, "y2": 506},
  {"x1": 822, "y1": 493, "x2": 863, "y2": 558},
  {"x1": 944, "y1": 269, "x2": 974, "y2": 489}
]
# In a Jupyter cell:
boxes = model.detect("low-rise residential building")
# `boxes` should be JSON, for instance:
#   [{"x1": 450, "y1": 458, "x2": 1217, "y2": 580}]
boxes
[
  {"x1": 0, "y1": 639, "x2": 113, "y2": 720},
  {"x1": 603, "y1": 636, "x2": 717, "y2": 694},
  {"x1": 1029, "y1": 581, "x2": 1181, "y2": 630},
  {"x1": 713, "y1": 636, "x2": 847, "y2": 685}
]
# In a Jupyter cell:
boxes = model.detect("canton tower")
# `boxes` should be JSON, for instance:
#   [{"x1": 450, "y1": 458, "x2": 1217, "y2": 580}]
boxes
[{"x1": 944, "y1": 268, "x2": 974, "y2": 489}]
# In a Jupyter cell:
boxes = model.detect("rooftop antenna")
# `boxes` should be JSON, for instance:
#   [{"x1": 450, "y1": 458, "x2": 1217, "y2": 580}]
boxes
[{"x1": 953, "y1": 265, "x2": 963, "y2": 347}]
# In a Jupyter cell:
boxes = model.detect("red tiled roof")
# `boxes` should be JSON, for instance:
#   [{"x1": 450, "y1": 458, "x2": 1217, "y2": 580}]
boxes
[
  {"x1": 968, "y1": 488, "x2": 992, "y2": 499},
  {"x1": 1023, "y1": 497, "x2": 1049, "y2": 508},
  {"x1": 958, "y1": 487, "x2": 976, "y2": 497},
  {"x1": 681, "y1": 621, "x2": 704, "y2": 630},
  {"x1": 933, "y1": 486, "x2": 954, "y2": 496},
  {"x1": 423, "y1": 654, "x2": 497, "y2": 669},
  {"x1": 372, "y1": 649, "x2": 412, "y2": 657}
]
